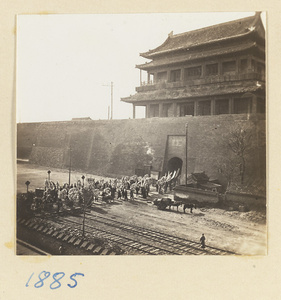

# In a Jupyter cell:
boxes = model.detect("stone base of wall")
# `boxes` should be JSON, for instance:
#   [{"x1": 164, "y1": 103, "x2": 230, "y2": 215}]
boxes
[
  {"x1": 225, "y1": 191, "x2": 266, "y2": 211},
  {"x1": 174, "y1": 185, "x2": 219, "y2": 204},
  {"x1": 173, "y1": 186, "x2": 266, "y2": 211}
]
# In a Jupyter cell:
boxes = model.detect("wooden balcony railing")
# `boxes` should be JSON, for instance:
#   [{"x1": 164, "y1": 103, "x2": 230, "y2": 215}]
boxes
[{"x1": 136, "y1": 72, "x2": 265, "y2": 92}]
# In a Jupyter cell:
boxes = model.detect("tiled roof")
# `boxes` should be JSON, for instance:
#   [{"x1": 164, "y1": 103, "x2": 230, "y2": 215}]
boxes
[
  {"x1": 137, "y1": 42, "x2": 263, "y2": 70},
  {"x1": 141, "y1": 13, "x2": 264, "y2": 58},
  {"x1": 121, "y1": 82, "x2": 264, "y2": 103}
]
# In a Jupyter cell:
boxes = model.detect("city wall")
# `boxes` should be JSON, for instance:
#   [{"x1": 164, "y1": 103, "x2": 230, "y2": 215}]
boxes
[{"x1": 17, "y1": 114, "x2": 266, "y2": 192}]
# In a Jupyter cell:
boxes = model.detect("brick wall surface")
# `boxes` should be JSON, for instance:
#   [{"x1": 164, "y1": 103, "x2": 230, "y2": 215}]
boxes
[{"x1": 17, "y1": 114, "x2": 266, "y2": 191}]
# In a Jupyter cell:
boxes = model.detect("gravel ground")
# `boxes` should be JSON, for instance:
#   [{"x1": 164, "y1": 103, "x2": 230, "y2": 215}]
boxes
[{"x1": 17, "y1": 163, "x2": 267, "y2": 255}]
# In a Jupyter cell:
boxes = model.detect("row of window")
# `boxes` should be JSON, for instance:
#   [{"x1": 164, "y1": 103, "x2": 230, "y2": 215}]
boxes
[
  {"x1": 151, "y1": 59, "x2": 265, "y2": 83},
  {"x1": 179, "y1": 99, "x2": 234, "y2": 116},
  {"x1": 149, "y1": 98, "x2": 265, "y2": 117}
]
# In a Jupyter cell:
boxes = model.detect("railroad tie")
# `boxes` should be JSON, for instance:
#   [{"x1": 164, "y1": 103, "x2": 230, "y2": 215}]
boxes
[
  {"x1": 101, "y1": 249, "x2": 110, "y2": 255},
  {"x1": 87, "y1": 244, "x2": 95, "y2": 251},
  {"x1": 74, "y1": 239, "x2": 82, "y2": 246},
  {"x1": 52, "y1": 231, "x2": 59, "y2": 238},
  {"x1": 32, "y1": 224, "x2": 39, "y2": 230},
  {"x1": 57, "y1": 233, "x2": 65, "y2": 240},
  {"x1": 37, "y1": 225, "x2": 44, "y2": 232},
  {"x1": 62, "y1": 235, "x2": 71, "y2": 242},
  {"x1": 108, "y1": 237, "x2": 119, "y2": 242},
  {"x1": 46, "y1": 229, "x2": 54, "y2": 235},
  {"x1": 93, "y1": 246, "x2": 102, "y2": 254},
  {"x1": 80, "y1": 241, "x2": 89, "y2": 249},
  {"x1": 68, "y1": 236, "x2": 76, "y2": 244},
  {"x1": 191, "y1": 250, "x2": 202, "y2": 255},
  {"x1": 27, "y1": 221, "x2": 35, "y2": 228},
  {"x1": 123, "y1": 240, "x2": 133, "y2": 245},
  {"x1": 68, "y1": 237, "x2": 76, "y2": 244},
  {"x1": 138, "y1": 245, "x2": 148, "y2": 250},
  {"x1": 24, "y1": 220, "x2": 32, "y2": 226},
  {"x1": 42, "y1": 227, "x2": 48, "y2": 234},
  {"x1": 149, "y1": 249, "x2": 160, "y2": 254}
]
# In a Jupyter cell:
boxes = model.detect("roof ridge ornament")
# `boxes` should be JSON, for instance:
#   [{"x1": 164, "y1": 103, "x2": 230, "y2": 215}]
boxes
[{"x1": 247, "y1": 26, "x2": 256, "y2": 32}]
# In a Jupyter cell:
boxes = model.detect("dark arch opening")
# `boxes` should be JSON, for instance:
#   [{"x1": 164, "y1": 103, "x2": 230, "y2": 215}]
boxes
[{"x1": 167, "y1": 157, "x2": 183, "y2": 174}]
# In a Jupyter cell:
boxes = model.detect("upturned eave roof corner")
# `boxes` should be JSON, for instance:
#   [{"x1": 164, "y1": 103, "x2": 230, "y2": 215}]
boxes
[
  {"x1": 253, "y1": 11, "x2": 266, "y2": 37},
  {"x1": 139, "y1": 13, "x2": 264, "y2": 59},
  {"x1": 140, "y1": 35, "x2": 172, "y2": 59}
]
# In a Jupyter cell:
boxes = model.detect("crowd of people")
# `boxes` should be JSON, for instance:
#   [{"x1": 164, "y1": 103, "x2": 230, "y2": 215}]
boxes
[
  {"x1": 28, "y1": 169, "x2": 181, "y2": 215},
  {"x1": 29, "y1": 174, "x2": 154, "y2": 213}
]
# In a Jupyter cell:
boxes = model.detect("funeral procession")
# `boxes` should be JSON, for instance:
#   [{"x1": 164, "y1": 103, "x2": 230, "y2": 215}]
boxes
[{"x1": 17, "y1": 13, "x2": 266, "y2": 256}]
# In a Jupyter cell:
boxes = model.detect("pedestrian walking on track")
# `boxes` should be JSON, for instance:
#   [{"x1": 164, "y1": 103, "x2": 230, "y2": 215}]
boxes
[{"x1": 200, "y1": 233, "x2": 206, "y2": 249}]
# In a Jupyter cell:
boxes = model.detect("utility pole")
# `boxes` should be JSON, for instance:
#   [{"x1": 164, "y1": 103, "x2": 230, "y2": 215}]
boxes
[
  {"x1": 110, "y1": 81, "x2": 113, "y2": 120},
  {"x1": 68, "y1": 147, "x2": 71, "y2": 186},
  {"x1": 103, "y1": 82, "x2": 114, "y2": 120},
  {"x1": 185, "y1": 123, "x2": 188, "y2": 187},
  {"x1": 25, "y1": 181, "x2": 30, "y2": 193},
  {"x1": 81, "y1": 176, "x2": 86, "y2": 238}
]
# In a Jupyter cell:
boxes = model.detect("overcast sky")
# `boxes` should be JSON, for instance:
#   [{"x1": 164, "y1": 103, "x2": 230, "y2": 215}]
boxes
[{"x1": 16, "y1": 12, "x2": 265, "y2": 123}]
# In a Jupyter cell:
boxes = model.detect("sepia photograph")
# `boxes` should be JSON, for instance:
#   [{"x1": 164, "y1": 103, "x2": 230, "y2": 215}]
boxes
[{"x1": 16, "y1": 12, "x2": 266, "y2": 256}]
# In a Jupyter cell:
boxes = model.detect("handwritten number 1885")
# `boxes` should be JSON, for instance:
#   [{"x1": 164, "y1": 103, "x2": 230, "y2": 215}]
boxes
[{"x1": 26, "y1": 272, "x2": 84, "y2": 289}]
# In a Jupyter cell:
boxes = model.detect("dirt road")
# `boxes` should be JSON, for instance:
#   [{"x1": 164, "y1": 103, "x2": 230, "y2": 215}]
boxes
[{"x1": 17, "y1": 163, "x2": 266, "y2": 255}]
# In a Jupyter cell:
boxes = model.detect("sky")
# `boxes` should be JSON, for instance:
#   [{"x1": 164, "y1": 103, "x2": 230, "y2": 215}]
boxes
[{"x1": 16, "y1": 12, "x2": 265, "y2": 123}]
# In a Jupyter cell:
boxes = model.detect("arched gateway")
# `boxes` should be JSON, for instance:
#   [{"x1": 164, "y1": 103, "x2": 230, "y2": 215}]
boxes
[{"x1": 167, "y1": 157, "x2": 183, "y2": 174}]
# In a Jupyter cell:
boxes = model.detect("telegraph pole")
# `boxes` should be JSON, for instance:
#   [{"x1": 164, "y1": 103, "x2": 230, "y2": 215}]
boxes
[
  {"x1": 103, "y1": 82, "x2": 114, "y2": 120},
  {"x1": 110, "y1": 81, "x2": 113, "y2": 120},
  {"x1": 68, "y1": 147, "x2": 71, "y2": 186},
  {"x1": 185, "y1": 123, "x2": 188, "y2": 187}
]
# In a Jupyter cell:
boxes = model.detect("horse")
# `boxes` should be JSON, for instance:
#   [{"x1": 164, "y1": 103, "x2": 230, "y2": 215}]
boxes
[{"x1": 183, "y1": 203, "x2": 197, "y2": 213}]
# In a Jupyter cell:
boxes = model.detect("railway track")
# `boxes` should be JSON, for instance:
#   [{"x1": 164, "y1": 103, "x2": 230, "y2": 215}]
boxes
[
  {"x1": 86, "y1": 212, "x2": 236, "y2": 255},
  {"x1": 17, "y1": 239, "x2": 50, "y2": 255},
  {"x1": 49, "y1": 212, "x2": 236, "y2": 255}
]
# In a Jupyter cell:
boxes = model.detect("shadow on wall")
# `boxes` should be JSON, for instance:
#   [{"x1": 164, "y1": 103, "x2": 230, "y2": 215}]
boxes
[
  {"x1": 109, "y1": 137, "x2": 153, "y2": 175},
  {"x1": 17, "y1": 115, "x2": 266, "y2": 192}
]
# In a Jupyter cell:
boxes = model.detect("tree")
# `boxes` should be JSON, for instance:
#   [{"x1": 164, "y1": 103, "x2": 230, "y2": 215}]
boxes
[
  {"x1": 215, "y1": 156, "x2": 238, "y2": 190},
  {"x1": 228, "y1": 126, "x2": 253, "y2": 185}
]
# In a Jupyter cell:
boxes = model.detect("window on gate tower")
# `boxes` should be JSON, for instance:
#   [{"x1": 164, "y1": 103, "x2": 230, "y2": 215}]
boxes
[
  {"x1": 206, "y1": 63, "x2": 218, "y2": 76},
  {"x1": 170, "y1": 69, "x2": 181, "y2": 82},
  {"x1": 157, "y1": 71, "x2": 167, "y2": 82},
  {"x1": 222, "y1": 61, "x2": 236, "y2": 74},
  {"x1": 240, "y1": 59, "x2": 248, "y2": 73},
  {"x1": 150, "y1": 104, "x2": 159, "y2": 117},
  {"x1": 198, "y1": 101, "x2": 211, "y2": 116},
  {"x1": 185, "y1": 66, "x2": 202, "y2": 79},
  {"x1": 163, "y1": 103, "x2": 171, "y2": 117},
  {"x1": 179, "y1": 102, "x2": 194, "y2": 116},
  {"x1": 215, "y1": 99, "x2": 229, "y2": 115}
]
